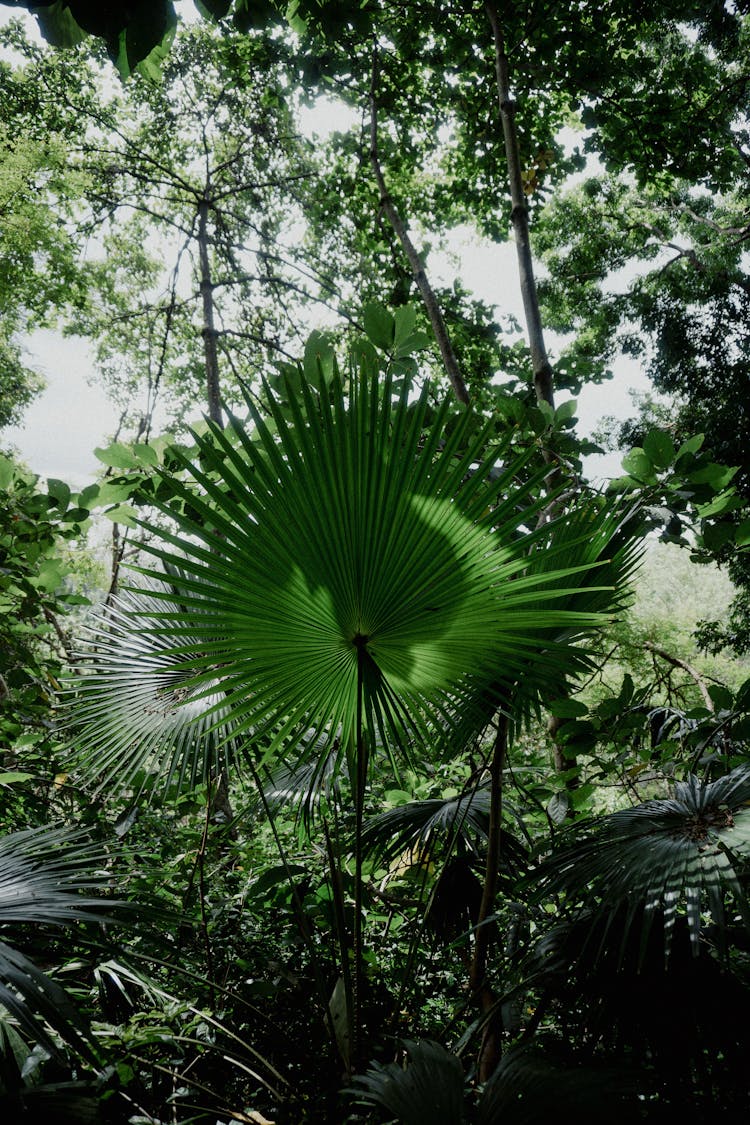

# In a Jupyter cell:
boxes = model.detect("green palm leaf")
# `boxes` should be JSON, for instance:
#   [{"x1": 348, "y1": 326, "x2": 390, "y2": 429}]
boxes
[
  {"x1": 349, "y1": 1039, "x2": 467, "y2": 1124},
  {"x1": 0, "y1": 827, "x2": 125, "y2": 1058},
  {"x1": 477, "y1": 1047, "x2": 640, "y2": 1124},
  {"x1": 527, "y1": 765, "x2": 750, "y2": 956},
  {"x1": 72, "y1": 360, "x2": 638, "y2": 792},
  {"x1": 360, "y1": 789, "x2": 526, "y2": 870},
  {"x1": 72, "y1": 578, "x2": 240, "y2": 794}
]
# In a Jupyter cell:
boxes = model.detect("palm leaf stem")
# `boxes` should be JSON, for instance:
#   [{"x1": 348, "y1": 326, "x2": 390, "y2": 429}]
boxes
[
  {"x1": 352, "y1": 637, "x2": 367, "y2": 1070},
  {"x1": 245, "y1": 758, "x2": 332, "y2": 1037},
  {"x1": 322, "y1": 817, "x2": 355, "y2": 1073}
]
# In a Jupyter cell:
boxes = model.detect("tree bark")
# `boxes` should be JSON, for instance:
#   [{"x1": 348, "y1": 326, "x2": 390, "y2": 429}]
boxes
[
  {"x1": 197, "y1": 196, "x2": 223, "y2": 428},
  {"x1": 369, "y1": 51, "x2": 470, "y2": 406},
  {"x1": 485, "y1": 0, "x2": 554, "y2": 410}
]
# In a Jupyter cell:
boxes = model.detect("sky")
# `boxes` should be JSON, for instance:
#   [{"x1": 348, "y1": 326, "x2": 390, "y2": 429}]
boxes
[{"x1": 1, "y1": 7, "x2": 650, "y2": 491}]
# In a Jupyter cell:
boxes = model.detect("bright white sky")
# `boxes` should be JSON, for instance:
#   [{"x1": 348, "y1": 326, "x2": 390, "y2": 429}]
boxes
[{"x1": 1, "y1": 6, "x2": 649, "y2": 491}]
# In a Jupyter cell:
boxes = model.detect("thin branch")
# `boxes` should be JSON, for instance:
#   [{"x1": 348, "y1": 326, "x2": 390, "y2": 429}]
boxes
[
  {"x1": 644, "y1": 641, "x2": 715, "y2": 712},
  {"x1": 369, "y1": 47, "x2": 470, "y2": 405}
]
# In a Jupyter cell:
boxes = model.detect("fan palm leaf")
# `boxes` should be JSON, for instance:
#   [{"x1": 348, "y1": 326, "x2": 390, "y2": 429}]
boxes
[
  {"x1": 72, "y1": 578, "x2": 241, "y2": 794},
  {"x1": 349, "y1": 1039, "x2": 467, "y2": 1124},
  {"x1": 360, "y1": 788, "x2": 526, "y2": 870},
  {"x1": 72, "y1": 361, "x2": 638, "y2": 793},
  {"x1": 0, "y1": 827, "x2": 125, "y2": 1058},
  {"x1": 351, "y1": 1041, "x2": 639, "y2": 1124},
  {"x1": 527, "y1": 764, "x2": 750, "y2": 957}
]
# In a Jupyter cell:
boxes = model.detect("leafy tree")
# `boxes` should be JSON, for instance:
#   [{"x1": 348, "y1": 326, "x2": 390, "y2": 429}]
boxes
[
  {"x1": 2, "y1": 21, "x2": 323, "y2": 437},
  {"x1": 0, "y1": 452, "x2": 91, "y2": 804},
  {"x1": 0, "y1": 131, "x2": 89, "y2": 428}
]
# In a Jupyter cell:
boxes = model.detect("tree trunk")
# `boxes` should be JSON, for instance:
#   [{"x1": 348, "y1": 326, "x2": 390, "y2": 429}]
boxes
[
  {"x1": 485, "y1": 0, "x2": 554, "y2": 410},
  {"x1": 197, "y1": 196, "x2": 223, "y2": 428}
]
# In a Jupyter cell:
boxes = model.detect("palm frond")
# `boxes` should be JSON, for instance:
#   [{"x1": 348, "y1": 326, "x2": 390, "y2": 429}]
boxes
[
  {"x1": 0, "y1": 826, "x2": 117, "y2": 925},
  {"x1": 0, "y1": 827, "x2": 126, "y2": 1059},
  {"x1": 527, "y1": 764, "x2": 750, "y2": 956},
  {"x1": 361, "y1": 789, "x2": 526, "y2": 870},
  {"x1": 349, "y1": 1039, "x2": 466, "y2": 1124},
  {"x1": 70, "y1": 578, "x2": 241, "y2": 795},
  {"x1": 529, "y1": 905, "x2": 750, "y2": 1083},
  {"x1": 72, "y1": 359, "x2": 640, "y2": 795},
  {"x1": 476, "y1": 1046, "x2": 641, "y2": 1124}
]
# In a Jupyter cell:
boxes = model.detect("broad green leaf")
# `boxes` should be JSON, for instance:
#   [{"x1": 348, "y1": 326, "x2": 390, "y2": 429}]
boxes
[
  {"x1": 555, "y1": 399, "x2": 578, "y2": 423},
  {"x1": 78, "y1": 483, "x2": 101, "y2": 508},
  {"x1": 700, "y1": 521, "x2": 737, "y2": 551},
  {"x1": 95, "y1": 443, "x2": 142, "y2": 470},
  {"x1": 735, "y1": 519, "x2": 750, "y2": 547},
  {"x1": 194, "y1": 0, "x2": 232, "y2": 19},
  {"x1": 34, "y1": 557, "x2": 65, "y2": 592},
  {"x1": 643, "y1": 429, "x2": 675, "y2": 470},
  {"x1": 688, "y1": 462, "x2": 738, "y2": 489},
  {"x1": 363, "y1": 302, "x2": 395, "y2": 350},
  {"x1": 395, "y1": 330, "x2": 432, "y2": 356},
  {"x1": 0, "y1": 772, "x2": 34, "y2": 785},
  {"x1": 696, "y1": 490, "x2": 744, "y2": 518},
  {"x1": 621, "y1": 448, "x2": 654, "y2": 481},
  {"x1": 46, "y1": 478, "x2": 71, "y2": 511},
  {"x1": 96, "y1": 481, "x2": 135, "y2": 507},
  {"x1": 303, "y1": 331, "x2": 335, "y2": 383},
  {"x1": 59, "y1": 506, "x2": 90, "y2": 524},
  {"x1": 675, "y1": 433, "x2": 705, "y2": 462},
  {"x1": 102, "y1": 504, "x2": 138, "y2": 528},
  {"x1": 0, "y1": 455, "x2": 14, "y2": 490},
  {"x1": 549, "y1": 698, "x2": 588, "y2": 718},
  {"x1": 547, "y1": 791, "x2": 570, "y2": 825},
  {"x1": 393, "y1": 305, "x2": 417, "y2": 347},
  {"x1": 708, "y1": 684, "x2": 734, "y2": 712},
  {"x1": 133, "y1": 443, "x2": 159, "y2": 466},
  {"x1": 34, "y1": 3, "x2": 88, "y2": 49}
]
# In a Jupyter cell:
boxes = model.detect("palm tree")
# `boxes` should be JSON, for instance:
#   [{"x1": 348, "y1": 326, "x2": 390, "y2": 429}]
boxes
[
  {"x1": 68, "y1": 343, "x2": 639, "y2": 1072},
  {"x1": 519, "y1": 766, "x2": 750, "y2": 1114}
]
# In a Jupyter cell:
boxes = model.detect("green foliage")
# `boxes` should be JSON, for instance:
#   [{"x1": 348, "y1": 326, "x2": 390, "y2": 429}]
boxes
[
  {"x1": 0, "y1": 453, "x2": 90, "y2": 760},
  {"x1": 529, "y1": 766, "x2": 750, "y2": 956},
  {"x1": 69, "y1": 332, "x2": 637, "y2": 795}
]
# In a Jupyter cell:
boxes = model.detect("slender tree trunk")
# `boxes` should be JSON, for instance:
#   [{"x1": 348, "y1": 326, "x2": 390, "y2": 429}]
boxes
[
  {"x1": 197, "y1": 196, "x2": 223, "y2": 427},
  {"x1": 485, "y1": 0, "x2": 554, "y2": 410},
  {"x1": 469, "y1": 710, "x2": 508, "y2": 1081},
  {"x1": 369, "y1": 51, "x2": 470, "y2": 406},
  {"x1": 352, "y1": 637, "x2": 369, "y2": 1071}
]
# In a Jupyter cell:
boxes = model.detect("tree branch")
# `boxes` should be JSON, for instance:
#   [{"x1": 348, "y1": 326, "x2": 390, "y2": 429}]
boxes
[
  {"x1": 644, "y1": 641, "x2": 715, "y2": 712},
  {"x1": 369, "y1": 49, "x2": 470, "y2": 405}
]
